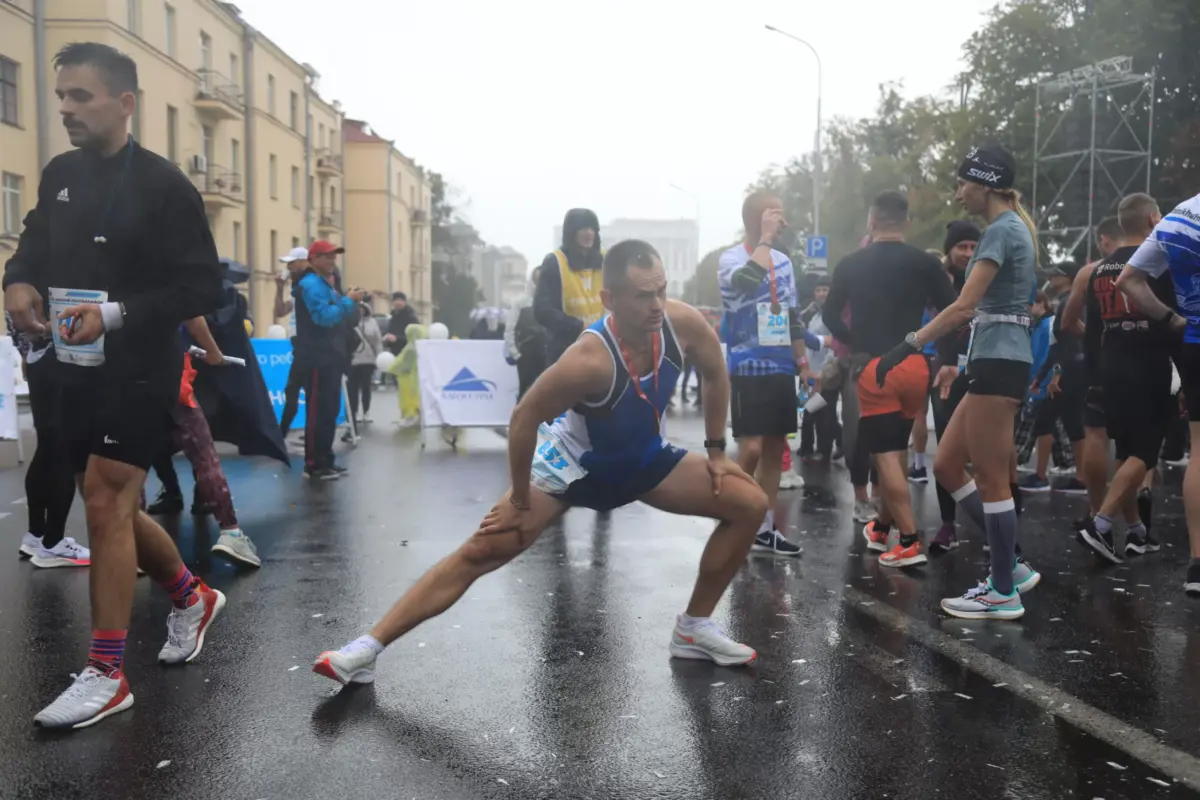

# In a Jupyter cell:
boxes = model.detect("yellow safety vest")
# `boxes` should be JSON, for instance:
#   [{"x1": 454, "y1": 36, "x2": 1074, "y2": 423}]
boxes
[{"x1": 553, "y1": 249, "x2": 604, "y2": 326}]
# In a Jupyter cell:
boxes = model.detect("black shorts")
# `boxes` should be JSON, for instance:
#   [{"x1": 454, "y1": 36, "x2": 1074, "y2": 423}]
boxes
[
  {"x1": 966, "y1": 358, "x2": 1028, "y2": 401},
  {"x1": 1105, "y1": 363, "x2": 1174, "y2": 467},
  {"x1": 1106, "y1": 385, "x2": 1173, "y2": 467},
  {"x1": 59, "y1": 375, "x2": 176, "y2": 474},
  {"x1": 1180, "y1": 344, "x2": 1200, "y2": 422},
  {"x1": 731, "y1": 373, "x2": 798, "y2": 438},
  {"x1": 557, "y1": 444, "x2": 687, "y2": 512},
  {"x1": 1083, "y1": 385, "x2": 1106, "y2": 430}
]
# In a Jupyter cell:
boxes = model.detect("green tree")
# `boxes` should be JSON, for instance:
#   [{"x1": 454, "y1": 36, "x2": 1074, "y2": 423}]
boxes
[
  {"x1": 428, "y1": 170, "x2": 485, "y2": 336},
  {"x1": 682, "y1": 246, "x2": 734, "y2": 309}
]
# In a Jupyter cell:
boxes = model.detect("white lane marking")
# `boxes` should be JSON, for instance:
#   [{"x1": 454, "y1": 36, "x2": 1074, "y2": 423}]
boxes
[
  {"x1": 844, "y1": 588, "x2": 1200, "y2": 792},
  {"x1": 0, "y1": 512, "x2": 10, "y2": 520}
]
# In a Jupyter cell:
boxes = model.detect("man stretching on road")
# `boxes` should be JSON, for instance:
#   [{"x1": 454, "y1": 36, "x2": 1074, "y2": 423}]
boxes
[
  {"x1": 314, "y1": 240, "x2": 769, "y2": 683},
  {"x1": 823, "y1": 191, "x2": 958, "y2": 567}
]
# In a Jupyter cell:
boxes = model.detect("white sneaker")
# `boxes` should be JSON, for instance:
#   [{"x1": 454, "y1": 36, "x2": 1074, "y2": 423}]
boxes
[
  {"x1": 211, "y1": 529, "x2": 261, "y2": 568},
  {"x1": 313, "y1": 638, "x2": 379, "y2": 684},
  {"x1": 853, "y1": 500, "x2": 878, "y2": 524},
  {"x1": 778, "y1": 471, "x2": 804, "y2": 490},
  {"x1": 668, "y1": 616, "x2": 757, "y2": 666},
  {"x1": 940, "y1": 582, "x2": 1024, "y2": 620},
  {"x1": 33, "y1": 667, "x2": 134, "y2": 729},
  {"x1": 19, "y1": 532, "x2": 42, "y2": 558},
  {"x1": 30, "y1": 537, "x2": 91, "y2": 568},
  {"x1": 158, "y1": 583, "x2": 226, "y2": 664}
]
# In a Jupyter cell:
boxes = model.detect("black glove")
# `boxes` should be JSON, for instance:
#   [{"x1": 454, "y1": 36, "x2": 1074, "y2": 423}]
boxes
[
  {"x1": 875, "y1": 340, "x2": 918, "y2": 387},
  {"x1": 730, "y1": 260, "x2": 769, "y2": 295}
]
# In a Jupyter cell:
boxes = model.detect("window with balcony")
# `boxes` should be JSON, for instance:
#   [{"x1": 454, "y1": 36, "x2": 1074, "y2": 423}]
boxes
[
  {"x1": 164, "y1": 4, "x2": 176, "y2": 57},
  {"x1": 291, "y1": 236, "x2": 300, "y2": 248},
  {"x1": 2, "y1": 172, "x2": 23, "y2": 234},
  {"x1": 289, "y1": 91, "x2": 298, "y2": 130},
  {"x1": 329, "y1": 185, "x2": 336, "y2": 213},
  {"x1": 267, "y1": 74, "x2": 276, "y2": 116},
  {"x1": 230, "y1": 139, "x2": 240, "y2": 174},
  {"x1": 127, "y1": 0, "x2": 141, "y2": 35},
  {"x1": 232, "y1": 221, "x2": 242, "y2": 261},
  {"x1": 0, "y1": 57, "x2": 18, "y2": 126},
  {"x1": 201, "y1": 125, "x2": 214, "y2": 165},
  {"x1": 318, "y1": 123, "x2": 325, "y2": 150},
  {"x1": 166, "y1": 105, "x2": 178, "y2": 162},
  {"x1": 270, "y1": 230, "x2": 278, "y2": 264},
  {"x1": 229, "y1": 54, "x2": 238, "y2": 87},
  {"x1": 290, "y1": 166, "x2": 299, "y2": 208},
  {"x1": 269, "y1": 155, "x2": 278, "y2": 200}
]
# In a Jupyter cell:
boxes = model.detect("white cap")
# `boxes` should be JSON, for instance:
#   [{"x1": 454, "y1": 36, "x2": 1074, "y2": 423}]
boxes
[{"x1": 279, "y1": 246, "x2": 309, "y2": 263}]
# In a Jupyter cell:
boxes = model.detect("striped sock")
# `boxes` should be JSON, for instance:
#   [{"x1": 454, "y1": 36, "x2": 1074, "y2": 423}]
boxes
[
  {"x1": 87, "y1": 629, "x2": 127, "y2": 675},
  {"x1": 160, "y1": 564, "x2": 199, "y2": 609}
]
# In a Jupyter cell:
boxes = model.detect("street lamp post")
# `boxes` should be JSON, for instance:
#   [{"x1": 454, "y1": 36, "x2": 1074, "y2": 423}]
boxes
[{"x1": 764, "y1": 24, "x2": 823, "y2": 237}]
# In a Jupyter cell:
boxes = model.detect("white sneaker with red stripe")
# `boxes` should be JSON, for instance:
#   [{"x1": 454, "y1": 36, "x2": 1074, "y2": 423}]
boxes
[
  {"x1": 34, "y1": 667, "x2": 134, "y2": 729},
  {"x1": 158, "y1": 582, "x2": 226, "y2": 664},
  {"x1": 19, "y1": 533, "x2": 42, "y2": 558},
  {"x1": 668, "y1": 616, "x2": 757, "y2": 666},
  {"x1": 30, "y1": 537, "x2": 91, "y2": 568},
  {"x1": 313, "y1": 638, "x2": 379, "y2": 685}
]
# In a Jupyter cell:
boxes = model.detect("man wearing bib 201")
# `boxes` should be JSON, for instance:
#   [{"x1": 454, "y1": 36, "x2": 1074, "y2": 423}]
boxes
[
  {"x1": 4, "y1": 43, "x2": 225, "y2": 728},
  {"x1": 313, "y1": 240, "x2": 769, "y2": 683},
  {"x1": 877, "y1": 143, "x2": 1042, "y2": 620}
]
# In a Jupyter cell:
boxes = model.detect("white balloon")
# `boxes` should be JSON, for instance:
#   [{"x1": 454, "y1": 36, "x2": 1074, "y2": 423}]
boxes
[
  {"x1": 266, "y1": 324, "x2": 288, "y2": 340},
  {"x1": 375, "y1": 351, "x2": 397, "y2": 372},
  {"x1": 429, "y1": 322, "x2": 450, "y2": 340}
]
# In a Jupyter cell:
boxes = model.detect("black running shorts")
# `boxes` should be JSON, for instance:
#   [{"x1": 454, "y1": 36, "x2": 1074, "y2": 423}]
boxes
[
  {"x1": 59, "y1": 374, "x2": 176, "y2": 474},
  {"x1": 731, "y1": 373, "x2": 798, "y2": 438},
  {"x1": 966, "y1": 358, "x2": 1028, "y2": 401}
]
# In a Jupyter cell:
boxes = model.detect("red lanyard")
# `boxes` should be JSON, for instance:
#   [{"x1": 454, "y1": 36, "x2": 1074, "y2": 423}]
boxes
[
  {"x1": 607, "y1": 317, "x2": 662, "y2": 431},
  {"x1": 745, "y1": 242, "x2": 780, "y2": 309}
]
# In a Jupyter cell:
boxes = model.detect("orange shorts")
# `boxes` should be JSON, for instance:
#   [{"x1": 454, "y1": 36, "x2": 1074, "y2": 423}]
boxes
[{"x1": 857, "y1": 353, "x2": 930, "y2": 420}]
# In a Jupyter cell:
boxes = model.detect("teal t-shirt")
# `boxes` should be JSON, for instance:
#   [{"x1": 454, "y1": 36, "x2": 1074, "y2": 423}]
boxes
[{"x1": 967, "y1": 210, "x2": 1037, "y2": 364}]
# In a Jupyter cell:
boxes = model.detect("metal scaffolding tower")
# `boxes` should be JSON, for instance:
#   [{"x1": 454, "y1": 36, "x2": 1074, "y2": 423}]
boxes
[{"x1": 1032, "y1": 57, "x2": 1155, "y2": 263}]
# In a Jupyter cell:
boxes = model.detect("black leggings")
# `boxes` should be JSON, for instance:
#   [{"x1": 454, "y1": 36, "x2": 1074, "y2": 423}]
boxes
[
  {"x1": 26, "y1": 362, "x2": 74, "y2": 548},
  {"x1": 346, "y1": 363, "x2": 375, "y2": 420},
  {"x1": 932, "y1": 373, "x2": 970, "y2": 523},
  {"x1": 280, "y1": 360, "x2": 307, "y2": 433}
]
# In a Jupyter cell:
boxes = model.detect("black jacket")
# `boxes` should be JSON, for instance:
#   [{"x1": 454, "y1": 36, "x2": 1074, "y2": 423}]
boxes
[
  {"x1": 386, "y1": 306, "x2": 419, "y2": 354},
  {"x1": 533, "y1": 208, "x2": 602, "y2": 364},
  {"x1": 3, "y1": 141, "x2": 223, "y2": 386}
]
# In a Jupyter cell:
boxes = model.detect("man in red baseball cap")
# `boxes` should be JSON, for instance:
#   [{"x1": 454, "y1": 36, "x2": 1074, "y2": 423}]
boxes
[{"x1": 293, "y1": 239, "x2": 361, "y2": 479}]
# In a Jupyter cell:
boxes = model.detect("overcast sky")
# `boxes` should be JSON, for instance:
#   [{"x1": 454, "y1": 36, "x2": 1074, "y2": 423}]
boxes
[{"x1": 238, "y1": 0, "x2": 999, "y2": 265}]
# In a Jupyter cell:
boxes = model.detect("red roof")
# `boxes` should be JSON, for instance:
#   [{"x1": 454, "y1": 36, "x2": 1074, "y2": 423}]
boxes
[{"x1": 344, "y1": 119, "x2": 387, "y2": 143}]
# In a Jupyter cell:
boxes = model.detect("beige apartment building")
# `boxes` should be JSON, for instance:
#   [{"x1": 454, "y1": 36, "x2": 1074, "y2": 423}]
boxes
[
  {"x1": 0, "y1": 0, "x2": 430, "y2": 329},
  {"x1": 342, "y1": 119, "x2": 431, "y2": 320}
]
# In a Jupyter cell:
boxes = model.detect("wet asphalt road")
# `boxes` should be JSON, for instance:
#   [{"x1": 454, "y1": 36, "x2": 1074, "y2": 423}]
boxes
[{"x1": 3, "y1": 390, "x2": 1200, "y2": 799}]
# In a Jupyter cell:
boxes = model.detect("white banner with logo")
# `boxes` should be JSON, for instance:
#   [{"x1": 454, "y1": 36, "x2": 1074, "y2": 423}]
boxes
[
  {"x1": 416, "y1": 340, "x2": 518, "y2": 427},
  {"x1": 0, "y1": 338, "x2": 19, "y2": 440}
]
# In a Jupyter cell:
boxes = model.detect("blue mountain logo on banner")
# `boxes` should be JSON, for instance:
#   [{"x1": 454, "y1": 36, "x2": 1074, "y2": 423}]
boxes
[{"x1": 442, "y1": 367, "x2": 497, "y2": 394}]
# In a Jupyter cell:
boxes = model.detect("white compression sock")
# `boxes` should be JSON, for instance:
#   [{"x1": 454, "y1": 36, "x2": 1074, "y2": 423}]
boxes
[
  {"x1": 914, "y1": 452, "x2": 925, "y2": 469},
  {"x1": 355, "y1": 634, "x2": 385, "y2": 654}
]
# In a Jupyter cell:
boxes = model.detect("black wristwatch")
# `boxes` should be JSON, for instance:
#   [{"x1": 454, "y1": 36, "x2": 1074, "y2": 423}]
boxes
[{"x1": 704, "y1": 438, "x2": 727, "y2": 452}]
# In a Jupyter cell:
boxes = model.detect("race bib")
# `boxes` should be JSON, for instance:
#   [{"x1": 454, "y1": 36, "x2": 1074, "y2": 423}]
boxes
[
  {"x1": 49, "y1": 287, "x2": 107, "y2": 367},
  {"x1": 757, "y1": 303, "x2": 790, "y2": 347},
  {"x1": 530, "y1": 423, "x2": 588, "y2": 494}
]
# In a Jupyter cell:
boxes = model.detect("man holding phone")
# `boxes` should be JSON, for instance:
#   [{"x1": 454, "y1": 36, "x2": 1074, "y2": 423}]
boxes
[{"x1": 294, "y1": 240, "x2": 363, "y2": 479}]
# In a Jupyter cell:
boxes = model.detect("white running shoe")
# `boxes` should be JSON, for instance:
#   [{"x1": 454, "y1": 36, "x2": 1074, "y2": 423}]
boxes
[
  {"x1": 34, "y1": 667, "x2": 134, "y2": 729},
  {"x1": 853, "y1": 500, "x2": 878, "y2": 524},
  {"x1": 313, "y1": 639, "x2": 379, "y2": 685},
  {"x1": 1012, "y1": 558, "x2": 1041, "y2": 594},
  {"x1": 158, "y1": 583, "x2": 226, "y2": 664},
  {"x1": 778, "y1": 471, "x2": 804, "y2": 491},
  {"x1": 940, "y1": 582, "x2": 1024, "y2": 620},
  {"x1": 30, "y1": 537, "x2": 91, "y2": 568},
  {"x1": 668, "y1": 616, "x2": 757, "y2": 666},
  {"x1": 19, "y1": 532, "x2": 42, "y2": 558},
  {"x1": 211, "y1": 529, "x2": 261, "y2": 568}
]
